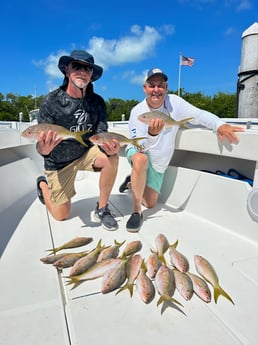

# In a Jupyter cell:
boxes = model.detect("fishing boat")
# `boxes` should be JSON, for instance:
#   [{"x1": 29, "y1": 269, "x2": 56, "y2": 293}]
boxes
[{"x1": 0, "y1": 118, "x2": 257, "y2": 345}]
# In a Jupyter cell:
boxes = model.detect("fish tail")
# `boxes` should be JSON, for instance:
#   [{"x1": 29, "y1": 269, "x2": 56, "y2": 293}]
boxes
[
  {"x1": 65, "y1": 276, "x2": 78, "y2": 286},
  {"x1": 115, "y1": 283, "x2": 133, "y2": 297},
  {"x1": 178, "y1": 117, "x2": 194, "y2": 129},
  {"x1": 170, "y1": 297, "x2": 183, "y2": 307},
  {"x1": 75, "y1": 133, "x2": 88, "y2": 147},
  {"x1": 159, "y1": 254, "x2": 167, "y2": 266},
  {"x1": 214, "y1": 284, "x2": 235, "y2": 305},
  {"x1": 45, "y1": 247, "x2": 61, "y2": 254},
  {"x1": 114, "y1": 239, "x2": 126, "y2": 247},
  {"x1": 157, "y1": 295, "x2": 183, "y2": 307},
  {"x1": 65, "y1": 276, "x2": 85, "y2": 289},
  {"x1": 169, "y1": 239, "x2": 179, "y2": 248},
  {"x1": 128, "y1": 284, "x2": 134, "y2": 297},
  {"x1": 157, "y1": 296, "x2": 165, "y2": 307},
  {"x1": 132, "y1": 137, "x2": 145, "y2": 150}
]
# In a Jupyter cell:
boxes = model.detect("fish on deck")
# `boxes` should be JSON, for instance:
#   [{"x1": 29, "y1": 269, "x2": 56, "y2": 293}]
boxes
[
  {"x1": 194, "y1": 255, "x2": 234, "y2": 305},
  {"x1": 21, "y1": 123, "x2": 91, "y2": 147},
  {"x1": 138, "y1": 111, "x2": 194, "y2": 129}
]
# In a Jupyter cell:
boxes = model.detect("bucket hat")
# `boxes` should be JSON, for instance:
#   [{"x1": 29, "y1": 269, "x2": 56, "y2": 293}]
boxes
[{"x1": 58, "y1": 50, "x2": 103, "y2": 81}]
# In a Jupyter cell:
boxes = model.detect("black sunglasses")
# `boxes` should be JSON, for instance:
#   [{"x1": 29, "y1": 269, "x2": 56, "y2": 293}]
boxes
[{"x1": 70, "y1": 62, "x2": 93, "y2": 73}]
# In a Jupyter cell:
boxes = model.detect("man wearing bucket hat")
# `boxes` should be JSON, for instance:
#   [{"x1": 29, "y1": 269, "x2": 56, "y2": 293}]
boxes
[
  {"x1": 119, "y1": 67, "x2": 244, "y2": 232},
  {"x1": 36, "y1": 50, "x2": 120, "y2": 230}
]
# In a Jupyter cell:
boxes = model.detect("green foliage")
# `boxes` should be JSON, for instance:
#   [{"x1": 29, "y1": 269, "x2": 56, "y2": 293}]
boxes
[
  {"x1": 106, "y1": 98, "x2": 138, "y2": 121},
  {"x1": 0, "y1": 90, "x2": 237, "y2": 122},
  {"x1": 0, "y1": 93, "x2": 44, "y2": 122}
]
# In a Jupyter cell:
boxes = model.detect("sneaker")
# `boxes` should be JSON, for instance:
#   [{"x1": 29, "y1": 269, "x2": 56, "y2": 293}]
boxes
[
  {"x1": 126, "y1": 212, "x2": 143, "y2": 233},
  {"x1": 93, "y1": 202, "x2": 118, "y2": 231},
  {"x1": 119, "y1": 175, "x2": 131, "y2": 193}
]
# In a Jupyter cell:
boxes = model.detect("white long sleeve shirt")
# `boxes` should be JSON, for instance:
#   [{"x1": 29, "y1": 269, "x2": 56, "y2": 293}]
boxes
[{"x1": 127, "y1": 94, "x2": 225, "y2": 173}]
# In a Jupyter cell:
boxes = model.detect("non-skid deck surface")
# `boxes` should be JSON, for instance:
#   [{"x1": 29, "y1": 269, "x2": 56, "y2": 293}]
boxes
[{"x1": 0, "y1": 167, "x2": 258, "y2": 345}]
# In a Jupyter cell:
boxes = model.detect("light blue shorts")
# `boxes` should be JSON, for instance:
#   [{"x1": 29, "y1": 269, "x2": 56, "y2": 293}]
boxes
[{"x1": 126, "y1": 147, "x2": 164, "y2": 193}]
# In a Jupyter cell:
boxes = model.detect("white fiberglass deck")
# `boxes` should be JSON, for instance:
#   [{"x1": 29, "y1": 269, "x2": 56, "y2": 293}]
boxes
[
  {"x1": 0, "y1": 124, "x2": 258, "y2": 345},
  {"x1": 0, "y1": 160, "x2": 257, "y2": 345}
]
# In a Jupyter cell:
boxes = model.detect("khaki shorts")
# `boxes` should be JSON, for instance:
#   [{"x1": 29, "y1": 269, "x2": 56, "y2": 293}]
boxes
[{"x1": 45, "y1": 145, "x2": 104, "y2": 206}]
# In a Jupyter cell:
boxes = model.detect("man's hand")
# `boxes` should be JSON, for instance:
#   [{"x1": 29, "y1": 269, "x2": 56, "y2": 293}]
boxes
[
  {"x1": 217, "y1": 124, "x2": 245, "y2": 144},
  {"x1": 148, "y1": 118, "x2": 165, "y2": 136},
  {"x1": 37, "y1": 130, "x2": 63, "y2": 156},
  {"x1": 101, "y1": 139, "x2": 120, "y2": 156}
]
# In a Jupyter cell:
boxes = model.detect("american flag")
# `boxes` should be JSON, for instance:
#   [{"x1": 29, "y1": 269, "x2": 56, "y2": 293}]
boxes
[{"x1": 181, "y1": 56, "x2": 195, "y2": 67}]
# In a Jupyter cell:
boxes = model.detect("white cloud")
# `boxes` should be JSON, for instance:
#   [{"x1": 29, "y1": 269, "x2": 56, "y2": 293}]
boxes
[
  {"x1": 225, "y1": 27, "x2": 236, "y2": 35},
  {"x1": 122, "y1": 70, "x2": 148, "y2": 86},
  {"x1": 36, "y1": 25, "x2": 173, "y2": 91},
  {"x1": 88, "y1": 25, "x2": 163, "y2": 68},
  {"x1": 236, "y1": 0, "x2": 252, "y2": 11}
]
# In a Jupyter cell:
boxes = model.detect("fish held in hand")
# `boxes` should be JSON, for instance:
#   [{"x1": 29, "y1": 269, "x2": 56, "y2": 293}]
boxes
[
  {"x1": 89, "y1": 132, "x2": 146, "y2": 150},
  {"x1": 46, "y1": 236, "x2": 93, "y2": 254},
  {"x1": 21, "y1": 123, "x2": 90, "y2": 147},
  {"x1": 138, "y1": 111, "x2": 194, "y2": 129},
  {"x1": 194, "y1": 255, "x2": 234, "y2": 305}
]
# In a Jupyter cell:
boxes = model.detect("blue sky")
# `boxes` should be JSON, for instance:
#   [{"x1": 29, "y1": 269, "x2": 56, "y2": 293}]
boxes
[{"x1": 1, "y1": 0, "x2": 257, "y2": 102}]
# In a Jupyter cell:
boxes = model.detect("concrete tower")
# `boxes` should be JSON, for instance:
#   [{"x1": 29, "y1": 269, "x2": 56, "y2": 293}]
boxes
[{"x1": 237, "y1": 22, "x2": 258, "y2": 118}]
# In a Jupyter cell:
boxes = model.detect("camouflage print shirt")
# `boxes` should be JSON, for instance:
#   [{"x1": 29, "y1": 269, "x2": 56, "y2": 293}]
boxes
[{"x1": 38, "y1": 86, "x2": 108, "y2": 171}]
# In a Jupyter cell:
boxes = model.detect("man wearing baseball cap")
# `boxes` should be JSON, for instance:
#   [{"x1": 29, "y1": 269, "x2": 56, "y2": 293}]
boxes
[{"x1": 119, "y1": 67, "x2": 244, "y2": 232}]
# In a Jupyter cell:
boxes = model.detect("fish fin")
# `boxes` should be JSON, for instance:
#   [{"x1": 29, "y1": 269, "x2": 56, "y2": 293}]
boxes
[
  {"x1": 131, "y1": 137, "x2": 146, "y2": 150},
  {"x1": 159, "y1": 254, "x2": 167, "y2": 266},
  {"x1": 65, "y1": 276, "x2": 85, "y2": 289},
  {"x1": 115, "y1": 282, "x2": 134, "y2": 297},
  {"x1": 178, "y1": 117, "x2": 194, "y2": 129},
  {"x1": 157, "y1": 295, "x2": 183, "y2": 307},
  {"x1": 65, "y1": 276, "x2": 78, "y2": 286},
  {"x1": 171, "y1": 297, "x2": 184, "y2": 307},
  {"x1": 157, "y1": 296, "x2": 165, "y2": 307},
  {"x1": 214, "y1": 284, "x2": 235, "y2": 305},
  {"x1": 169, "y1": 239, "x2": 179, "y2": 248},
  {"x1": 74, "y1": 133, "x2": 88, "y2": 147},
  {"x1": 114, "y1": 239, "x2": 126, "y2": 247},
  {"x1": 45, "y1": 247, "x2": 61, "y2": 254}
]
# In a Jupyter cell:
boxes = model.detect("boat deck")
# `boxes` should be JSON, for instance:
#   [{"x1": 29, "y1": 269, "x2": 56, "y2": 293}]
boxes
[
  {"x1": 0, "y1": 124, "x2": 258, "y2": 345},
  {"x1": 0, "y1": 154, "x2": 257, "y2": 345}
]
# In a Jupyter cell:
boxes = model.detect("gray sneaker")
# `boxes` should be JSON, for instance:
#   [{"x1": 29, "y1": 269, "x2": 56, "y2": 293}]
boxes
[{"x1": 93, "y1": 203, "x2": 118, "y2": 231}]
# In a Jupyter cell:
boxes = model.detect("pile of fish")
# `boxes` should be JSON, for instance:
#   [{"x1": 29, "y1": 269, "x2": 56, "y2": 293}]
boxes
[{"x1": 40, "y1": 233, "x2": 234, "y2": 307}]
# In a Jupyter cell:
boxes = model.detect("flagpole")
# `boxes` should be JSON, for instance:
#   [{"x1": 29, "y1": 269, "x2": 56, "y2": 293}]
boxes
[{"x1": 178, "y1": 52, "x2": 182, "y2": 96}]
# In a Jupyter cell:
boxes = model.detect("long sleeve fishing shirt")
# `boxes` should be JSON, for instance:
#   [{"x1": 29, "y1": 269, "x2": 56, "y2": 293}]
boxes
[{"x1": 127, "y1": 94, "x2": 225, "y2": 173}]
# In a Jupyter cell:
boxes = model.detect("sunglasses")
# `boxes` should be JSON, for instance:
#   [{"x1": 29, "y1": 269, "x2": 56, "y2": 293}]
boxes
[{"x1": 70, "y1": 62, "x2": 93, "y2": 73}]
